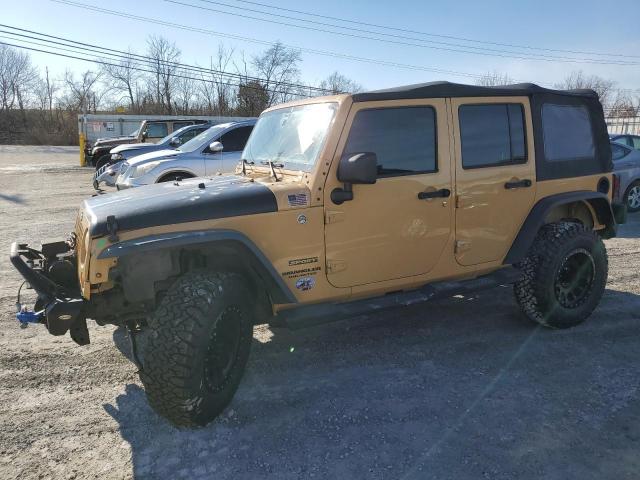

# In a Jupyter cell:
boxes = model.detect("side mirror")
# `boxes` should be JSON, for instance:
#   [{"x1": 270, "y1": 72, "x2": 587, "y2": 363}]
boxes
[
  {"x1": 141, "y1": 131, "x2": 148, "y2": 141},
  {"x1": 331, "y1": 152, "x2": 377, "y2": 204},
  {"x1": 169, "y1": 137, "x2": 181, "y2": 147},
  {"x1": 209, "y1": 141, "x2": 224, "y2": 153}
]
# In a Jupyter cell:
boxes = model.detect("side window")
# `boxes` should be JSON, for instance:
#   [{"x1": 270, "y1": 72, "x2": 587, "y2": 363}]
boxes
[
  {"x1": 220, "y1": 126, "x2": 254, "y2": 152},
  {"x1": 458, "y1": 104, "x2": 526, "y2": 169},
  {"x1": 542, "y1": 104, "x2": 595, "y2": 161},
  {"x1": 611, "y1": 143, "x2": 630, "y2": 161},
  {"x1": 343, "y1": 107, "x2": 437, "y2": 177},
  {"x1": 633, "y1": 137, "x2": 640, "y2": 149},
  {"x1": 146, "y1": 123, "x2": 168, "y2": 138}
]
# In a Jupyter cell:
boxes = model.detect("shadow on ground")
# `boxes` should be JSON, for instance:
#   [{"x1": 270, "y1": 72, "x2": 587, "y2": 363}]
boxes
[
  {"x1": 105, "y1": 286, "x2": 640, "y2": 479},
  {"x1": 0, "y1": 193, "x2": 26, "y2": 205}
]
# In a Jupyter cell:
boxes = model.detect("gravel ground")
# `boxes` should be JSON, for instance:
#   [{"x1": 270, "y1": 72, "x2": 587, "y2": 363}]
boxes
[{"x1": 1, "y1": 145, "x2": 639, "y2": 480}]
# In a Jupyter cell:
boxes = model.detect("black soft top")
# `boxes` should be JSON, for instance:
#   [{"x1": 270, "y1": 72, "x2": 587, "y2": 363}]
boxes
[{"x1": 352, "y1": 81, "x2": 598, "y2": 102}]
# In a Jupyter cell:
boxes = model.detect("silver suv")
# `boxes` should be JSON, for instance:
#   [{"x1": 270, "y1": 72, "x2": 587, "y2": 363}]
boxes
[{"x1": 116, "y1": 120, "x2": 256, "y2": 189}]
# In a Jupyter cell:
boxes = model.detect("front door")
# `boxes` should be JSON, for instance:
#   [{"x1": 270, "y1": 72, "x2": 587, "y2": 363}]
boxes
[
  {"x1": 220, "y1": 126, "x2": 255, "y2": 172},
  {"x1": 451, "y1": 97, "x2": 536, "y2": 266},
  {"x1": 324, "y1": 100, "x2": 453, "y2": 288}
]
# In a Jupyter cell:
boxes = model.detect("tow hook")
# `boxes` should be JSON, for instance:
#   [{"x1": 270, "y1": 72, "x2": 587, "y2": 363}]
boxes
[{"x1": 16, "y1": 307, "x2": 44, "y2": 329}]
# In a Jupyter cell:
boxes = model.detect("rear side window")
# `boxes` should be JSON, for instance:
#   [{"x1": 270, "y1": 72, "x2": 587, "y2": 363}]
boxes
[
  {"x1": 221, "y1": 126, "x2": 254, "y2": 152},
  {"x1": 633, "y1": 137, "x2": 640, "y2": 149},
  {"x1": 458, "y1": 104, "x2": 526, "y2": 169},
  {"x1": 146, "y1": 123, "x2": 168, "y2": 138},
  {"x1": 344, "y1": 106, "x2": 437, "y2": 177},
  {"x1": 542, "y1": 104, "x2": 594, "y2": 161},
  {"x1": 173, "y1": 121, "x2": 192, "y2": 130}
]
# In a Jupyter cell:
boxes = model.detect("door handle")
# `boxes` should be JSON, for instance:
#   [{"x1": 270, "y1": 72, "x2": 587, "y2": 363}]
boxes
[
  {"x1": 418, "y1": 188, "x2": 451, "y2": 200},
  {"x1": 504, "y1": 179, "x2": 532, "y2": 189}
]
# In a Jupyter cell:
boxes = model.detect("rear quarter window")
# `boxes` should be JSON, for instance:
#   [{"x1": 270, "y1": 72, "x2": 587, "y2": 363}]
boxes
[{"x1": 542, "y1": 104, "x2": 595, "y2": 162}]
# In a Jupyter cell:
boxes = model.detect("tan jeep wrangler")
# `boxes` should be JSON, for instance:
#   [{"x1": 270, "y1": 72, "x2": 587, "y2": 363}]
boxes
[{"x1": 11, "y1": 82, "x2": 626, "y2": 427}]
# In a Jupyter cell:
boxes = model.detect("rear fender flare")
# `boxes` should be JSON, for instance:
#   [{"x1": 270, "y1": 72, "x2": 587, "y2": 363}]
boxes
[
  {"x1": 98, "y1": 229, "x2": 296, "y2": 304},
  {"x1": 504, "y1": 191, "x2": 615, "y2": 265}
]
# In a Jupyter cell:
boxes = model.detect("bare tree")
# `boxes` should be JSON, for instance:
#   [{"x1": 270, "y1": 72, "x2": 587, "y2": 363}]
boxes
[
  {"x1": 146, "y1": 35, "x2": 181, "y2": 114},
  {"x1": 100, "y1": 50, "x2": 141, "y2": 113},
  {"x1": 475, "y1": 71, "x2": 514, "y2": 87},
  {"x1": 199, "y1": 44, "x2": 236, "y2": 115},
  {"x1": 555, "y1": 71, "x2": 616, "y2": 108},
  {"x1": 174, "y1": 70, "x2": 197, "y2": 114},
  {"x1": 0, "y1": 44, "x2": 38, "y2": 111},
  {"x1": 63, "y1": 69, "x2": 103, "y2": 113},
  {"x1": 251, "y1": 42, "x2": 302, "y2": 106},
  {"x1": 318, "y1": 71, "x2": 362, "y2": 94},
  {"x1": 608, "y1": 90, "x2": 639, "y2": 118}
]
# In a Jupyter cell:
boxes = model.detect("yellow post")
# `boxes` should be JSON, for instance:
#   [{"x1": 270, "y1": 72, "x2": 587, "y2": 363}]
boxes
[{"x1": 79, "y1": 133, "x2": 86, "y2": 166}]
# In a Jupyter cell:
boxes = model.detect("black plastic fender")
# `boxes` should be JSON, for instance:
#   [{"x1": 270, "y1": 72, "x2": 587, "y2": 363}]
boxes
[
  {"x1": 503, "y1": 191, "x2": 616, "y2": 265},
  {"x1": 98, "y1": 229, "x2": 297, "y2": 304}
]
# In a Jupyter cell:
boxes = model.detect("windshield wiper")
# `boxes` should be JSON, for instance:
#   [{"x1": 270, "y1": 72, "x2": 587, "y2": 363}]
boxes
[
  {"x1": 260, "y1": 160, "x2": 284, "y2": 181},
  {"x1": 241, "y1": 158, "x2": 254, "y2": 175}
]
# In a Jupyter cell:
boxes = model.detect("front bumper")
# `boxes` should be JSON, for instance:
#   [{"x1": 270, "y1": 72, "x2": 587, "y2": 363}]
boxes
[{"x1": 10, "y1": 242, "x2": 89, "y2": 344}]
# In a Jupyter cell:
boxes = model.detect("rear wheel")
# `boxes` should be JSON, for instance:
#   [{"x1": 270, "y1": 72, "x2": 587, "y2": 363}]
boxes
[
  {"x1": 140, "y1": 272, "x2": 254, "y2": 427},
  {"x1": 624, "y1": 181, "x2": 640, "y2": 213},
  {"x1": 514, "y1": 221, "x2": 607, "y2": 329}
]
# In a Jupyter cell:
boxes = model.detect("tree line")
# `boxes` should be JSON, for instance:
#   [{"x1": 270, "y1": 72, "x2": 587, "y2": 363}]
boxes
[
  {"x1": 0, "y1": 36, "x2": 361, "y2": 144},
  {"x1": 1, "y1": 36, "x2": 638, "y2": 145}
]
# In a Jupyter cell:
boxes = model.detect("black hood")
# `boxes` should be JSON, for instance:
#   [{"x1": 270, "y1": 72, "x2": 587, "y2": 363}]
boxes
[{"x1": 84, "y1": 176, "x2": 278, "y2": 237}]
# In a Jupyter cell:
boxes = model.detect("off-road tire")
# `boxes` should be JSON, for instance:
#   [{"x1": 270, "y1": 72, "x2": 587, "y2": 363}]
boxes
[
  {"x1": 514, "y1": 221, "x2": 607, "y2": 329},
  {"x1": 624, "y1": 181, "x2": 640, "y2": 213},
  {"x1": 140, "y1": 272, "x2": 254, "y2": 427}
]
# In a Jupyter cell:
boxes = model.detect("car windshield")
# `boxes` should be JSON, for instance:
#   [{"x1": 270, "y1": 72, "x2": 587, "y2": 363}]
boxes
[
  {"x1": 243, "y1": 102, "x2": 337, "y2": 172},
  {"x1": 178, "y1": 125, "x2": 227, "y2": 152},
  {"x1": 128, "y1": 127, "x2": 140, "y2": 137}
]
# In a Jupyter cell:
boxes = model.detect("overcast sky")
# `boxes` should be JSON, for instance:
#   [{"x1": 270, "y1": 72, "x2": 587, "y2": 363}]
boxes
[{"x1": 1, "y1": 0, "x2": 639, "y2": 92}]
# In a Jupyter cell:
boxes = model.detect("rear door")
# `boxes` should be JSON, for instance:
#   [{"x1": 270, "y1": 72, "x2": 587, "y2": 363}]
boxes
[{"x1": 451, "y1": 97, "x2": 536, "y2": 266}]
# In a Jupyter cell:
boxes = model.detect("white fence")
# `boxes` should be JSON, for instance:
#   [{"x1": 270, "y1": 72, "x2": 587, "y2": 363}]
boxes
[{"x1": 606, "y1": 116, "x2": 640, "y2": 136}]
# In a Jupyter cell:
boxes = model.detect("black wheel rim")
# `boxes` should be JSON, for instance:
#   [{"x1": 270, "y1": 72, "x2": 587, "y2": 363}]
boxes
[
  {"x1": 554, "y1": 248, "x2": 595, "y2": 309},
  {"x1": 203, "y1": 306, "x2": 243, "y2": 392}
]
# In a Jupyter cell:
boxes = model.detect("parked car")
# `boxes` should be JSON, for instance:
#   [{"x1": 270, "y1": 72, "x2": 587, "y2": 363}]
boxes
[
  {"x1": 116, "y1": 120, "x2": 256, "y2": 189},
  {"x1": 92, "y1": 123, "x2": 212, "y2": 190},
  {"x1": 11, "y1": 81, "x2": 625, "y2": 427},
  {"x1": 611, "y1": 141, "x2": 640, "y2": 212},
  {"x1": 87, "y1": 119, "x2": 210, "y2": 168},
  {"x1": 610, "y1": 134, "x2": 640, "y2": 150}
]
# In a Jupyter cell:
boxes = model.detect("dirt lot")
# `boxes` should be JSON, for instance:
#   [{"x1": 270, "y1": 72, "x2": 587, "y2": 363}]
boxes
[{"x1": 1, "y1": 145, "x2": 639, "y2": 479}]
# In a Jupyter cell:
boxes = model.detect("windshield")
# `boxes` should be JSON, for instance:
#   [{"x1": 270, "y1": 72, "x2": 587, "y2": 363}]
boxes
[
  {"x1": 243, "y1": 102, "x2": 337, "y2": 172},
  {"x1": 128, "y1": 127, "x2": 140, "y2": 137},
  {"x1": 178, "y1": 125, "x2": 227, "y2": 153}
]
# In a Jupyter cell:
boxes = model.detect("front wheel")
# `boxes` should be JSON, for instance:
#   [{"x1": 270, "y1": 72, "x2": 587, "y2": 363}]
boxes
[
  {"x1": 625, "y1": 181, "x2": 640, "y2": 213},
  {"x1": 141, "y1": 272, "x2": 254, "y2": 427},
  {"x1": 514, "y1": 221, "x2": 608, "y2": 329}
]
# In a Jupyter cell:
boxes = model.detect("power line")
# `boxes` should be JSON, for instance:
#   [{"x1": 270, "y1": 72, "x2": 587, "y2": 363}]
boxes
[
  {"x1": 162, "y1": 0, "x2": 640, "y2": 66},
  {"x1": 0, "y1": 39, "x2": 319, "y2": 99},
  {"x1": 217, "y1": 0, "x2": 640, "y2": 60},
  {"x1": 0, "y1": 24, "x2": 334, "y2": 94},
  {"x1": 49, "y1": 0, "x2": 490, "y2": 80}
]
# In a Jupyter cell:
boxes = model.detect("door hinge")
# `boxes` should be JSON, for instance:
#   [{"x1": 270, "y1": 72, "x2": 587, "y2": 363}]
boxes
[
  {"x1": 326, "y1": 259, "x2": 347, "y2": 274},
  {"x1": 454, "y1": 240, "x2": 472, "y2": 254},
  {"x1": 325, "y1": 210, "x2": 344, "y2": 224}
]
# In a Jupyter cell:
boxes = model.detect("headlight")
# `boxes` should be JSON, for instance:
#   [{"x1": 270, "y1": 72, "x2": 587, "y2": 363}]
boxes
[
  {"x1": 129, "y1": 161, "x2": 161, "y2": 179},
  {"x1": 91, "y1": 147, "x2": 99, "y2": 155},
  {"x1": 111, "y1": 153, "x2": 124, "y2": 161}
]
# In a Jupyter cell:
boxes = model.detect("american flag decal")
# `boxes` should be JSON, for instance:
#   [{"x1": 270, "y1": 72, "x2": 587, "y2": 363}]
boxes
[{"x1": 288, "y1": 193, "x2": 308, "y2": 207}]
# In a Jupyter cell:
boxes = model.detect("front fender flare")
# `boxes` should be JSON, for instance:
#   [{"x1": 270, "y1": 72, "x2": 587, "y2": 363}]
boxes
[{"x1": 98, "y1": 229, "x2": 296, "y2": 304}]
